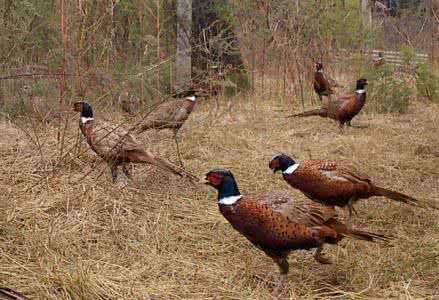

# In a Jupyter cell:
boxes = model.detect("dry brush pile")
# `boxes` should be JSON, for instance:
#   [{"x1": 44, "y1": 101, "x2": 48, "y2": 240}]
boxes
[{"x1": 0, "y1": 92, "x2": 438, "y2": 299}]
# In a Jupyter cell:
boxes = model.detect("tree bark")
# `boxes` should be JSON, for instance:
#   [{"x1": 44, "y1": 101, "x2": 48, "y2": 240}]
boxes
[
  {"x1": 433, "y1": 0, "x2": 439, "y2": 64},
  {"x1": 361, "y1": 0, "x2": 372, "y2": 28},
  {"x1": 175, "y1": 0, "x2": 192, "y2": 92}
]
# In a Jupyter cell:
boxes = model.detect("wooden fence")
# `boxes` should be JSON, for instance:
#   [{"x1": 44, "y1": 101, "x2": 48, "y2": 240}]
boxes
[
  {"x1": 338, "y1": 49, "x2": 430, "y2": 66},
  {"x1": 365, "y1": 49, "x2": 429, "y2": 66}
]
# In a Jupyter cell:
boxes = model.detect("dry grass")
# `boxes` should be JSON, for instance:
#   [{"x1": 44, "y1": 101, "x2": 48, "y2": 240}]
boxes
[{"x1": 0, "y1": 92, "x2": 438, "y2": 299}]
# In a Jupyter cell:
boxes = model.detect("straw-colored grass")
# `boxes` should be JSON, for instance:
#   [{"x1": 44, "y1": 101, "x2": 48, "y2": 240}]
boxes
[{"x1": 0, "y1": 92, "x2": 438, "y2": 299}]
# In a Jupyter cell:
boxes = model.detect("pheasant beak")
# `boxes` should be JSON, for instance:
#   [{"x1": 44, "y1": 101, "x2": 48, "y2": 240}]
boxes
[
  {"x1": 202, "y1": 176, "x2": 210, "y2": 185},
  {"x1": 269, "y1": 160, "x2": 281, "y2": 173}
]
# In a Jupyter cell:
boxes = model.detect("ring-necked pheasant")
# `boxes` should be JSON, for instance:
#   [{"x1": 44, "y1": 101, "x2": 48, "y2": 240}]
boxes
[
  {"x1": 289, "y1": 78, "x2": 368, "y2": 129},
  {"x1": 269, "y1": 154, "x2": 419, "y2": 216},
  {"x1": 313, "y1": 62, "x2": 337, "y2": 102},
  {"x1": 373, "y1": 52, "x2": 385, "y2": 67},
  {"x1": 137, "y1": 96, "x2": 197, "y2": 166},
  {"x1": 73, "y1": 101, "x2": 198, "y2": 182},
  {"x1": 204, "y1": 169, "x2": 387, "y2": 294}
]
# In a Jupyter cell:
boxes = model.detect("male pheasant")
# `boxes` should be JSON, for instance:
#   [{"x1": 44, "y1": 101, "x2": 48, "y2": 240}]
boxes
[
  {"x1": 373, "y1": 52, "x2": 385, "y2": 67},
  {"x1": 204, "y1": 169, "x2": 387, "y2": 294},
  {"x1": 269, "y1": 154, "x2": 419, "y2": 216},
  {"x1": 289, "y1": 78, "x2": 368, "y2": 129},
  {"x1": 313, "y1": 62, "x2": 337, "y2": 101},
  {"x1": 73, "y1": 101, "x2": 197, "y2": 182},
  {"x1": 137, "y1": 96, "x2": 197, "y2": 166}
]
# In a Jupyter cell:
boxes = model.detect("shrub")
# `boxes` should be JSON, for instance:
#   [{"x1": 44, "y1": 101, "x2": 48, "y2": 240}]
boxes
[
  {"x1": 414, "y1": 63, "x2": 439, "y2": 102},
  {"x1": 363, "y1": 64, "x2": 412, "y2": 114}
]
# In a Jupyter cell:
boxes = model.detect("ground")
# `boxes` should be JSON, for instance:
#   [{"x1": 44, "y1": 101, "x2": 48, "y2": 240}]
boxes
[{"x1": 0, "y1": 95, "x2": 438, "y2": 299}]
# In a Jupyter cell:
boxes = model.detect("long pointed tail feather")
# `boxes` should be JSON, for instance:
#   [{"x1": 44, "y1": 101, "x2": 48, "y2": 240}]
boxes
[
  {"x1": 136, "y1": 122, "x2": 154, "y2": 134},
  {"x1": 373, "y1": 186, "x2": 439, "y2": 210},
  {"x1": 285, "y1": 108, "x2": 327, "y2": 118},
  {"x1": 327, "y1": 219, "x2": 389, "y2": 243},
  {"x1": 373, "y1": 186, "x2": 418, "y2": 207},
  {"x1": 345, "y1": 228, "x2": 389, "y2": 242},
  {"x1": 137, "y1": 151, "x2": 199, "y2": 182}
]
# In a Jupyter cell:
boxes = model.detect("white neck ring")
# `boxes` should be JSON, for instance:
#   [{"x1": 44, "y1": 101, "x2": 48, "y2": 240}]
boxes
[
  {"x1": 80, "y1": 117, "x2": 94, "y2": 124},
  {"x1": 283, "y1": 163, "x2": 299, "y2": 175},
  {"x1": 218, "y1": 195, "x2": 242, "y2": 205}
]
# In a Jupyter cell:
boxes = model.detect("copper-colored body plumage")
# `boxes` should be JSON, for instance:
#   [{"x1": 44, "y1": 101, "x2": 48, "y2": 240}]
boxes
[
  {"x1": 73, "y1": 101, "x2": 197, "y2": 182},
  {"x1": 313, "y1": 71, "x2": 334, "y2": 101},
  {"x1": 289, "y1": 78, "x2": 368, "y2": 129},
  {"x1": 269, "y1": 155, "x2": 419, "y2": 215},
  {"x1": 204, "y1": 169, "x2": 386, "y2": 294},
  {"x1": 219, "y1": 193, "x2": 378, "y2": 251},
  {"x1": 312, "y1": 62, "x2": 341, "y2": 101}
]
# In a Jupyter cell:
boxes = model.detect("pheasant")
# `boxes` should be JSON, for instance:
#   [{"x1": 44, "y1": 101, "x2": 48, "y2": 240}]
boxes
[
  {"x1": 313, "y1": 62, "x2": 336, "y2": 101},
  {"x1": 137, "y1": 96, "x2": 197, "y2": 166},
  {"x1": 204, "y1": 169, "x2": 387, "y2": 294},
  {"x1": 269, "y1": 154, "x2": 419, "y2": 216},
  {"x1": 119, "y1": 89, "x2": 140, "y2": 116},
  {"x1": 373, "y1": 52, "x2": 385, "y2": 67},
  {"x1": 73, "y1": 101, "x2": 198, "y2": 182},
  {"x1": 21, "y1": 85, "x2": 54, "y2": 123},
  {"x1": 288, "y1": 78, "x2": 368, "y2": 129}
]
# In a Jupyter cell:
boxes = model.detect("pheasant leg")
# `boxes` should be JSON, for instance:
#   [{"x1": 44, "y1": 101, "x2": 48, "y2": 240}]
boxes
[
  {"x1": 346, "y1": 198, "x2": 358, "y2": 224},
  {"x1": 271, "y1": 256, "x2": 289, "y2": 296},
  {"x1": 110, "y1": 164, "x2": 118, "y2": 182},
  {"x1": 122, "y1": 164, "x2": 131, "y2": 178},
  {"x1": 173, "y1": 130, "x2": 184, "y2": 167}
]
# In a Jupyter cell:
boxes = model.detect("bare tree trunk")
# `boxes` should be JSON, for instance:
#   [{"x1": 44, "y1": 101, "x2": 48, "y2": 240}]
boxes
[
  {"x1": 433, "y1": 0, "x2": 439, "y2": 64},
  {"x1": 175, "y1": 0, "x2": 192, "y2": 92},
  {"x1": 361, "y1": 0, "x2": 372, "y2": 28},
  {"x1": 110, "y1": 0, "x2": 117, "y2": 63}
]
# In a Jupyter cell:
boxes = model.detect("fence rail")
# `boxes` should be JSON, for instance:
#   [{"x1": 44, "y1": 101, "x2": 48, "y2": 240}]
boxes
[{"x1": 338, "y1": 49, "x2": 430, "y2": 66}]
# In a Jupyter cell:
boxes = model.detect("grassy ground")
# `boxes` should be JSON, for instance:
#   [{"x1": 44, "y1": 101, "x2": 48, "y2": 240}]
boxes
[{"x1": 0, "y1": 93, "x2": 438, "y2": 299}]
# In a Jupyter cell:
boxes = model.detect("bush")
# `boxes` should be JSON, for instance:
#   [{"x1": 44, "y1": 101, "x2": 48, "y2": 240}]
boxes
[
  {"x1": 414, "y1": 63, "x2": 439, "y2": 102},
  {"x1": 363, "y1": 64, "x2": 412, "y2": 114}
]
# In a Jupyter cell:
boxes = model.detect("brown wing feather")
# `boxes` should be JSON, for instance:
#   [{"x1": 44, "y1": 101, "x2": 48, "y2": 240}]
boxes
[
  {"x1": 327, "y1": 97, "x2": 351, "y2": 119},
  {"x1": 330, "y1": 161, "x2": 371, "y2": 183},
  {"x1": 308, "y1": 160, "x2": 370, "y2": 184},
  {"x1": 223, "y1": 194, "x2": 328, "y2": 250},
  {"x1": 255, "y1": 193, "x2": 337, "y2": 227},
  {"x1": 84, "y1": 120, "x2": 142, "y2": 162},
  {"x1": 138, "y1": 100, "x2": 182, "y2": 131}
]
